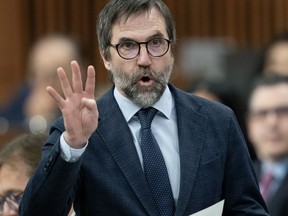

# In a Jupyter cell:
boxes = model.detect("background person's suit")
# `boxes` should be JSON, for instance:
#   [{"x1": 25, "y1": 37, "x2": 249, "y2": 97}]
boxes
[{"x1": 254, "y1": 160, "x2": 288, "y2": 216}]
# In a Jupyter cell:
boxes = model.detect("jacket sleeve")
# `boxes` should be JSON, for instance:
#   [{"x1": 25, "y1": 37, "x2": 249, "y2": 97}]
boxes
[
  {"x1": 222, "y1": 113, "x2": 269, "y2": 215},
  {"x1": 19, "y1": 122, "x2": 82, "y2": 216}
]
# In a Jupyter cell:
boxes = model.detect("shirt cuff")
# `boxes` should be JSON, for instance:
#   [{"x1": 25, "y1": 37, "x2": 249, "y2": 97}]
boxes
[{"x1": 60, "y1": 133, "x2": 88, "y2": 162}]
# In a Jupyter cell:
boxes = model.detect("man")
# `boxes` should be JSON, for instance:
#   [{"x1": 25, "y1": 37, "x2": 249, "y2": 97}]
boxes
[
  {"x1": 0, "y1": 133, "x2": 46, "y2": 216},
  {"x1": 246, "y1": 75, "x2": 288, "y2": 216},
  {"x1": 20, "y1": 0, "x2": 268, "y2": 215}
]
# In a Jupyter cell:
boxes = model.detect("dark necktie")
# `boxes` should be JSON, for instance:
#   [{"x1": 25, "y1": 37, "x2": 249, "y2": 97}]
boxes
[{"x1": 137, "y1": 107, "x2": 175, "y2": 216}]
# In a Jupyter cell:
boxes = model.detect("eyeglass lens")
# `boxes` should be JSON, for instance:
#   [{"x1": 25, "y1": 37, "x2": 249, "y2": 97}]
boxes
[
  {"x1": 249, "y1": 106, "x2": 288, "y2": 120},
  {"x1": 0, "y1": 192, "x2": 23, "y2": 213}
]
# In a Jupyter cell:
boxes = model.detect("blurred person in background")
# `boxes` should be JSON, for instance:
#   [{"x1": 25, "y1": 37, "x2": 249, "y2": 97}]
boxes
[
  {"x1": 0, "y1": 133, "x2": 46, "y2": 216},
  {"x1": 246, "y1": 75, "x2": 288, "y2": 216},
  {"x1": 0, "y1": 34, "x2": 86, "y2": 134},
  {"x1": 259, "y1": 32, "x2": 288, "y2": 76}
]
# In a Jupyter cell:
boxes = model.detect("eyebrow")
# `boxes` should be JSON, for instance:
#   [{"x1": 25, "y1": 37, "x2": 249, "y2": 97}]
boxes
[
  {"x1": 116, "y1": 31, "x2": 166, "y2": 44},
  {"x1": 0, "y1": 189, "x2": 23, "y2": 196}
]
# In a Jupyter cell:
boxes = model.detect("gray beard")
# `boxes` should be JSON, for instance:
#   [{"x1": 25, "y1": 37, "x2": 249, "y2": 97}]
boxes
[{"x1": 112, "y1": 63, "x2": 173, "y2": 108}]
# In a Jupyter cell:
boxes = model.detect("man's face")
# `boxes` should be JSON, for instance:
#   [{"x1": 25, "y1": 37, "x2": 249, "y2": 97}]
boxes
[
  {"x1": 0, "y1": 164, "x2": 29, "y2": 216},
  {"x1": 101, "y1": 7, "x2": 174, "y2": 108},
  {"x1": 247, "y1": 84, "x2": 288, "y2": 162}
]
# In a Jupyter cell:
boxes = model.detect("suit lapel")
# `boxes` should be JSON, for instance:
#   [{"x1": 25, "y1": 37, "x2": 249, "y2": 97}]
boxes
[
  {"x1": 96, "y1": 89, "x2": 158, "y2": 215},
  {"x1": 170, "y1": 86, "x2": 207, "y2": 216}
]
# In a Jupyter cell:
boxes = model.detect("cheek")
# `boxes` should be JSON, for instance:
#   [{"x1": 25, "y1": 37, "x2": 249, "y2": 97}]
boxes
[
  {"x1": 157, "y1": 54, "x2": 174, "y2": 69},
  {"x1": 279, "y1": 121, "x2": 288, "y2": 131},
  {"x1": 247, "y1": 122, "x2": 264, "y2": 142},
  {"x1": 278, "y1": 126, "x2": 288, "y2": 144},
  {"x1": 111, "y1": 57, "x2": 136, "y2": 73}
]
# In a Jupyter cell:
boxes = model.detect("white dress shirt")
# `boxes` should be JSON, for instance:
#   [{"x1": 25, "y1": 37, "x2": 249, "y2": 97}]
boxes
[{"x1": 60, "y1": 86, "x2": 180, "y2": 202}]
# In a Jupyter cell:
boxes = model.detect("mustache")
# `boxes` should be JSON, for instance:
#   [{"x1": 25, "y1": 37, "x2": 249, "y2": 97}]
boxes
[{"x1": 134, "y1": 67, "x2": 160, "y2": 81}]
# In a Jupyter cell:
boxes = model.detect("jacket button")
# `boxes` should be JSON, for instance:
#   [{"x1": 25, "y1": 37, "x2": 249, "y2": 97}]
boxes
[{"x1": 44, "y1": 155, "x2": 53, "y2": 171}]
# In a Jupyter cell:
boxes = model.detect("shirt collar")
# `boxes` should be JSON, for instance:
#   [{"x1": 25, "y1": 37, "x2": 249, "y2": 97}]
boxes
[
  {"x1": 114, "y1": 85, "x2": 174, "y2": 122},
  {"x1": 262, "y1": 159, "x2": 288, "y2": 181}
]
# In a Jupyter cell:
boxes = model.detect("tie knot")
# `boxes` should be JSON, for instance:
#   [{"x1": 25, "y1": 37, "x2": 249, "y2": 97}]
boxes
[{"x1": 137, "y1": 107, "x2": 158, "y2": 129}]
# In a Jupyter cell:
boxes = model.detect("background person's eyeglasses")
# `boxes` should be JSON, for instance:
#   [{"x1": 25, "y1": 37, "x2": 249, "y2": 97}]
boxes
[
  {"x1": 109, "y1": 38, "x2": 172, "y2": 60},
  {"x1": 248, "y1": 106, "x2": 288, "y2": 121},
  {"x1": 0, "y1": 192, "x2": 23, "y2": 214}
]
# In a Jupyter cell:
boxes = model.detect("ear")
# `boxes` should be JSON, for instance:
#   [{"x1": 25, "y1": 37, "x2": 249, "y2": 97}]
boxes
[{"x1": 100, "y1": 51, "x2": 111, "y2": 70}]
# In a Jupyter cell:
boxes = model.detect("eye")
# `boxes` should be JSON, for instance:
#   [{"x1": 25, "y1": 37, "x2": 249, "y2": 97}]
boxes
[
  {"x1": 119, "y1": 41, "x2": 137, "y2": 50},
  {"x1": 276, "y1": 107, "x2": 288, "y2": 116},
  {"x1": 252, "y1": 110, "x2": 268, "y2": 118},
  {"x1": 149, "y1": 38, "x2": 163, "y2": 47}
]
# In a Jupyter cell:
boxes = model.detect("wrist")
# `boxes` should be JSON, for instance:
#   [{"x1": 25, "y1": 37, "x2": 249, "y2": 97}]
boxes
[{"x1": 63, "y1": 131, "x2": 87, "y2": 149}]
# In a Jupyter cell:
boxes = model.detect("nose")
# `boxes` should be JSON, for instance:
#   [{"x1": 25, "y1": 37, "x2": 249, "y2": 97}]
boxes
[
  {"x1": 137, "y1": 44, "x2": 151, "y2": 67},
  {"x1": 265, "y1": 111, "x2": 279, "y2": 125}
]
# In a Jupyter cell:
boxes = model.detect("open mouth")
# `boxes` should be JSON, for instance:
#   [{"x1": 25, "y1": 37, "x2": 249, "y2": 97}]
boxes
[
  {"x1": 138, "y1": 75, "x2": 154, "y2": 86},
  {"x1": 141, "y1": 76, "x2": 150, "y2": 82}
]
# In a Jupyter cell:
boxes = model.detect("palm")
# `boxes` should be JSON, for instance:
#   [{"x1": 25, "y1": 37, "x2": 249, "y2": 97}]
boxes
[{"x1": 47, "y1": 61, "x2": 98, "y2": 148}]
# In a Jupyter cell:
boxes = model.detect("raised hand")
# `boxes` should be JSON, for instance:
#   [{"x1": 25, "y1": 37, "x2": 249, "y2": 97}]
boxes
[{"x1": 46, "y1": 61, "x2": 98, "y2": 148}]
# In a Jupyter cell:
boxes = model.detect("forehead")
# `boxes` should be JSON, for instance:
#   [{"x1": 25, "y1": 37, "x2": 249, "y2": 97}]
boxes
[
  {"x1": 111, "y1": 7, "x2": 168, "y2": 42},
  {"x1": 249, "y1": 84, "x2": 288, "y2": 108},
  {"x1": 0, "y1": 164, "x2": 29, "y2": 195}
]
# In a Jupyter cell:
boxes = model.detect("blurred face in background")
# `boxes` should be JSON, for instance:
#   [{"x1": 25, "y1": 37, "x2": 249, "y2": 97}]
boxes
[
  {"x1": 0, "y1": 163, "x2": 28, "y2": 216},
  {"x1": 247, "y1": 83, "x2": 288, "y2": 162},
  {"x1": 264, "y1": 42, "x2": 288, "y2": 76},
  {"x1": 24, "y1": 37, "x2": 79, "y2": 133}
]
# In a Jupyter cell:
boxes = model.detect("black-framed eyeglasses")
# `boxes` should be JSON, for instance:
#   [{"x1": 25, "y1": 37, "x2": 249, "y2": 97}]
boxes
[
  {"x1": 0, "y1": 191, "x2": 23, "y2": 213},
  {"x1": 248, "y1": 105, "x2": 288, "y2": 121},
  {"x1": 109, "y1": 38, "x2": 172, "y2": 60}
]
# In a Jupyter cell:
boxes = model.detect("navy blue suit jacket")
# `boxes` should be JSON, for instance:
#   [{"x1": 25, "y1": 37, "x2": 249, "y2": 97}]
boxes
[{"x1": 20, "y1": 84, "x2": 269, "y2": 215}]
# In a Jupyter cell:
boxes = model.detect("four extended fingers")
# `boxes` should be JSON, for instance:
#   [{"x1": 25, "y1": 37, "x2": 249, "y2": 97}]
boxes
[{"x1": 46, "y1": 60, "x2": 96, "y2": 109}]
